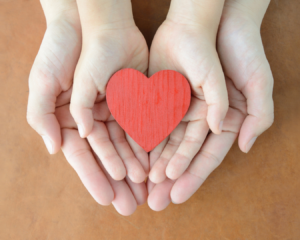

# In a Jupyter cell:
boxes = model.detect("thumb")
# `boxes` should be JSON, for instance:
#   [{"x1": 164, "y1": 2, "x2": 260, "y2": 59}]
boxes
[
  {"x1": 27, "y1": 65, "x2": 62, "y2": 154},
  {"x1": 181, "y1": 49, "x2": 229, "y2": 134}
]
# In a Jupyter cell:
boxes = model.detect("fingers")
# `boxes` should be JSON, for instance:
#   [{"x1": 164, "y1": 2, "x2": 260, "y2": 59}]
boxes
[
  {"x1": 57, "y1": 104, "x2": 141, "y2": 215},
  {"x1": 170, "y1": 100, "x2": 245, "y2": 203},
  {"x1": 217, "y1": 9, "x2": 274, "y2": 153},
  {"x1": 189, "y1": 57, "x2": 229, "y2": 135},
  {"x1": 166, "y1": 119, "x2": 209, "y2": 180},
  {"x1": 149, "y1": 97, "x2": 209, "y2": 182},
  {"x1": 125, "y1": 176, "x2": 147, "y2": 206},
  {"x1": 27, "y1": 4, "x2": 81, "y2": 154},
  {"x1": 218, "y1": 0, "x2": 274, "y2": 153},
  {"x1": 147, "y1": 178, "x2": 156, "y2": 195},
  {"x1": 238, "y1": 68, "x2": 274, "y2": 153},
  {"x1": 149, "y1": 124, "x2": 186, "y2": 184},
  {"x1": 149, "y1": 137, "x2": 169, "y2": 169},
  {"x1": 61, "y1": 129, "x2": 114, "y2": 205},
  {"x1": 70, "y1": 79, "x2": 98, "y2": 138},
  {"x1": 171, "y1": 131, "x2": 237, "y2": 204},
  {"x1": 106, "y1": 121, "x2": 147, "y2": 183},
  {"x1": 126, "y1": 134, "x2": 150, "y2": 174},
  {"x1": 87, "y1": 121, "x2": 126, "y2": 181},
  {"x1": 27, "y1": 86, "x2": 61, "y2": 154},
  {"x1": 147, "y1": 178, "x2": 175, "y2": 212},
  {"x1": 100, "y1": 166, "x2": 137, "y2": 216}
]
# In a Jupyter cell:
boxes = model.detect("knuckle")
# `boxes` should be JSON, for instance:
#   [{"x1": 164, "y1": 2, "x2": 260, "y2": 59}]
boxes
[
  {"x1": 110, "y1": 136, "x2": 127, "y2": 145},
  {"x1": 67, "y1": 148, "x2": 90, "y2": 161},
  {"x1": 199, "y1": 150, "x2": 221, "y2": 166},
  {"x1": 262, "y1": 113, "x2": 274, "y2": 129},
  {"x1": 26, "y1": 113, "x2": 38, "y2": 128}
]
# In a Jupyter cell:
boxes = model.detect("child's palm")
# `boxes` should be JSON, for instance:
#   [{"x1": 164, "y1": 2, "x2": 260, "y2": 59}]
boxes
[{"x1": 148, "y1": 20, "x2": 228, "y2": 183}]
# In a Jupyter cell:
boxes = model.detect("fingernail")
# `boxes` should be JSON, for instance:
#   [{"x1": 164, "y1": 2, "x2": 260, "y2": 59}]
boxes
[
  {"x1": 42, "y1": 135, "x2": 53, "y2": 154},
  {"x1": 246, "y1": 137, "x2": 257, "y2": 153},
  {"x1": 219, "y1": 120, "x2": 224, "y2": 133},
  {"x1": 77, "y1": 124, "x2": 84, "y2": 138}
]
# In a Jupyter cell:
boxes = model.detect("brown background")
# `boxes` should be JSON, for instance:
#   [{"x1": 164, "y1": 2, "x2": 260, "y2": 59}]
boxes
[{"x1": 1, "y1": 0, "x2": 300, "y2": 239}]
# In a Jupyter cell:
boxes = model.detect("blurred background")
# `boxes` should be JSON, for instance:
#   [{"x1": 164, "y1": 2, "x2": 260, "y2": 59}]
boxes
[{"x1": 1, "y1": 0, "x2": 300, "y2": 239}]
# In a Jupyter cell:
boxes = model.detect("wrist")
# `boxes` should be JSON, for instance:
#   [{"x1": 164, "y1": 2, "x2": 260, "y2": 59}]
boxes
[
  {"x1": 167, "y1": 0, "x2": 225, "y2": 34},
  {"x1": 77, "y1": 0, "x2": 135, "y2": 36},
  {"x1": 40, "y1": 0, "x2": 80, "y2": 26},
  {"x1": 223, "y1": 0, "x2": 270, "y2": 27}
]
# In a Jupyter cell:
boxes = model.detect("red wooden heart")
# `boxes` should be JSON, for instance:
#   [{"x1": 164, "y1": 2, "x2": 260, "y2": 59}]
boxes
[{"x1": 106, "y1": 68, "x2": 191, "y2": 152}]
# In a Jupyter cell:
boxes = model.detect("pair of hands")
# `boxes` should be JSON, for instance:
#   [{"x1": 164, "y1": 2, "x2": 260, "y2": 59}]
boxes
[{"x1": 27, "y1": 0, "x2": 274, "y2": 215}]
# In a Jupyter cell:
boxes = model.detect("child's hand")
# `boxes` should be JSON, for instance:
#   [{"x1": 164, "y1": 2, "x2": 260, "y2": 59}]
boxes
[
  {"x1": 55, "y1": 94, "x2": 147, "y2": 216},
  {"x1": 27, "y1": 0, "x2": 81, "y2": 154},
  {"x1": 147, "y1": 0, "x2": 274, "y2": 211},
  {"x1": 70, "y1": 0, "x2": 149, "y2": 182},
  {"x1": 148, "y1": 0, "x2": 228, "y2": 184},
  {"x1": 218, "y1": 0, "x2": 274, "y2": 153},
  {"x1": 148, "y1": 78, "x2": 246, "y2": 211}
]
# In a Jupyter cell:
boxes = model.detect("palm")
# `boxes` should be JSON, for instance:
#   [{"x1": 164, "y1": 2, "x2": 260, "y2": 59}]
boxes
[
  {"x1": 87, "y1": 100, "x2": 149, "y2": 184},
  {"x1": 75, "y1": 26, "x2": 149, "y2": 86},
  {"x1": 70, "y1": 25, "x2": 150, "y2": 182},
  {"x1": 218, "y1": 7, "x2": 274, "y2": 152},
  {"x1": 148, "y1": 78, "x2": 247, "y2": 211},
  {"x1": 55, "y1": 95, "x2": 148, "y2": 216},
  {"x1": 148, "y1": 20, "x2": 226, "y2": 183},
  {"x1": 27, "y1": 19, "x2": 82, "y2": 153}
]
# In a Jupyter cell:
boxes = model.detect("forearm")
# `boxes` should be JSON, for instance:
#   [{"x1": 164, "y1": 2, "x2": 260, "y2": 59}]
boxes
[{"x1": 76, "y1": 0, "x2": 135, "y2": 36}]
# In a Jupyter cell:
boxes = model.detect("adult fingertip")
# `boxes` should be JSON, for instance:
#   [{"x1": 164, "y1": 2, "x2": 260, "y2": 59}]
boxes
[
  {"x1": 219, "y1": 120, "x2": 224, "y2": 133},
  {"x1": 112, "y1": 202, "x2": 137, "y2": 216},
  {"x1": 42, "y1": 135, "x2": 53, "y2": 154},
  {"x1": 95, "y1": 197, "x2": 113, "y2": 206},
  {"x1": 246, "y1": 136, "x2": 257, "y2": 153},
  {"x1": 110, "y1": 167, "x2": 127, "y2": 181},
  {"x1": 166, "y1": 168, "x2": 179, "y2": 181},
  {"x1": 77, "y1": 124, "x2": 85, "y2": 138},
  {"x1": 129, "y1": 170, "x2": 147, "y2": 184},
  {"x1": 147, "y1": 197, "x2": 168, "y2": 212},
  {"x1": 149, "y1": 170, "x2": 166, "y2": 184}
]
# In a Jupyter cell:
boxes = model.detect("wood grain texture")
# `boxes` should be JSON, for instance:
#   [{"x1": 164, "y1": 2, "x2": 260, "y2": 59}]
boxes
[
  {"x1": 1, "y1": 1, "x2": 300, "y2": 239},
  {"x1": 106, "y1": 68, "x2": 191, "y2": 152}
]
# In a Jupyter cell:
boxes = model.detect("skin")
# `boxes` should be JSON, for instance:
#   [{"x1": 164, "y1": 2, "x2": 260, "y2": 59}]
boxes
[
  {"x1": 27, "y1": 0, "x2": 149, "y2": 184},
  {"x1": 148, "y1": 0, "x2": 229, "y2": 184},
  {"x1": 55, "y1": 91, "x2": 147, "y2": 216},
  {"x1": 27, "y1": 0, "x2": 274, "y2": 214},
  {"x1": 70, "y1": 0, "x2": 149, "y2": 182},
  {"x1": 147, "y1": 0, "x2": 274, "y2": 211}
]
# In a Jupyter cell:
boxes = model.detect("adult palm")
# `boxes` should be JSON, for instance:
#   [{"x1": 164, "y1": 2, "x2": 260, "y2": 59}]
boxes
[{"x1": 218, "y1": 0, "x2": 274, "y2": 153}]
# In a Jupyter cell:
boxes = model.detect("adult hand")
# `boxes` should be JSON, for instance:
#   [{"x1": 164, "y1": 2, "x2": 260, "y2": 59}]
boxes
[
  {"x1": 148, "y1": 0, "x2": 228, "y2": 184},
  {"x1": 148, "y1": 78, "x2": 247, "y2": 211},
  {"x1": 55, "y1": 92, "x2": 147, "y2": 216},
  {"x1": 218, "y1": 0, "x2": 274, "y2": 153},
  {"x1": 70, "y1": 0, "x2": 149, "y2": 182},
  {"x1": 27, "y1": 0, "x2": 81, "y2": 154}
]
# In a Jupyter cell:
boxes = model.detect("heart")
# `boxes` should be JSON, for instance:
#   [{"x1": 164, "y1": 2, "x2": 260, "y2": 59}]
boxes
[{"x1": 106, "y1": 68, "x2": 191, "y2": 152}]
